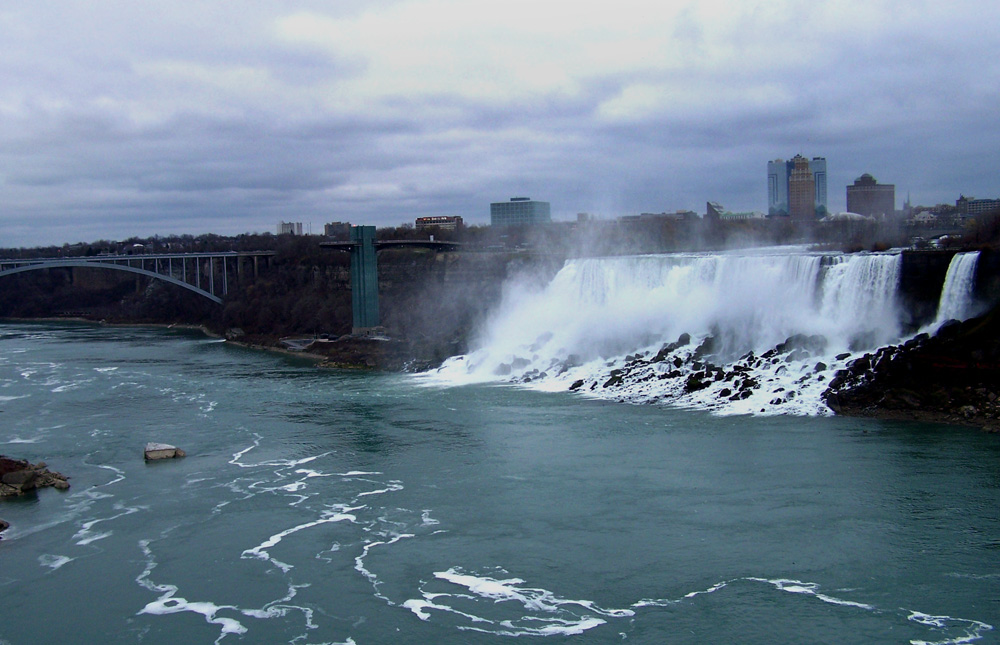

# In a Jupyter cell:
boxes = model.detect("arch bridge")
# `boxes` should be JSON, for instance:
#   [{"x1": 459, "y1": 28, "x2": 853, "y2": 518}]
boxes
[{"x1": 0, "y1": 251, "x2": 275, "y2": 305}]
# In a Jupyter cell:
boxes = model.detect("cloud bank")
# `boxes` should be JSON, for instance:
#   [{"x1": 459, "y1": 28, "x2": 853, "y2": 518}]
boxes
[{"x1": 1, "y1": 0, "x2": 998, "y2": 246}]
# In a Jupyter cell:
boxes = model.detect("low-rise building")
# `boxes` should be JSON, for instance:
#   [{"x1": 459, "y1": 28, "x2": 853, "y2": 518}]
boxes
[
  {"x1": 415, "y1": 216, "x2": 464, "y2": 230},
  {"x1": 279, "y1": 221, "x2": 303, "y2": 235},
  {"x1": 957, "y1": 195, "x2": 1000, "y2": 216}
]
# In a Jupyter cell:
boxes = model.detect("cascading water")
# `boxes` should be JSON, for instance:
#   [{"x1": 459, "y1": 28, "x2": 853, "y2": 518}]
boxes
[
  {"x1": 929, "y1": 251, "x2": 981, "y2": 330},
  {"x1": 423, "y1": 249, "x2": 913, "y2": 416}
]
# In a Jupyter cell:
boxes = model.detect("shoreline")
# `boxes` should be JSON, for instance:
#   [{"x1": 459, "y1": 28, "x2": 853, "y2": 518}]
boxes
[
  {"x1": 3, "y1": 316, "x2": 998, "y2": 432},
  {"x1": 0, "y1": 315, "x2": 335, "y2": 363}
]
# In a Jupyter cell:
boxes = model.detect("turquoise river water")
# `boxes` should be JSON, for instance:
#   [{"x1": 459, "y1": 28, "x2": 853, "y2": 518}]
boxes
[{"x1": 1, "y1": 322, "x2": 998, "y2": 644}]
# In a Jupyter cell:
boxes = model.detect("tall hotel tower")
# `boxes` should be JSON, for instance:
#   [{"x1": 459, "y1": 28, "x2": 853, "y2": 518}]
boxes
[{"x1": 767, "y1": 155, "x2": 827, "y2": 218}]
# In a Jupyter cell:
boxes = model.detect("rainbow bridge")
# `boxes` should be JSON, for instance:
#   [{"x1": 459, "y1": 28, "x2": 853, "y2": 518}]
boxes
[{"x1": 0, "y1": 251, "x2": 275, "y2": 305}]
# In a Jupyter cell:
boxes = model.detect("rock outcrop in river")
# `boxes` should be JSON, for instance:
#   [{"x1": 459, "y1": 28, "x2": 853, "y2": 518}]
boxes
[
  {"x1": 1, "y1": 456, "x2": 70, "y2": 540},
  {"x1": 0, "y1": 456, "x2": 70, "y2": 497}
]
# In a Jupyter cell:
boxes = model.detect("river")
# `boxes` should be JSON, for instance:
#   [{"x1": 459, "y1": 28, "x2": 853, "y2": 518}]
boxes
[{"x1": 1, "y1": 319, "x2": 998, "y2": 644}]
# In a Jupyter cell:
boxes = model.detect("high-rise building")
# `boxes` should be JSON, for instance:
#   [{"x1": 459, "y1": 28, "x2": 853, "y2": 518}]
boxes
[
  {"x1": 788, "y1": 155, "x2": 816, "y2": 220},
  {"x1": 846, "y1": 174, "x2": 895, "y2": 218},
  {"x1": 810, "y1": 157, "x2": 828, "y2": 215},
  {"x1": 767, "y1": 155, "x2": 827, "y2": 218},
  {"x1": 490, "y1": 197, "x2": 551, "y2": 227},
  {"x1": 767, "y1": 159, "x2": 790, "y2": 216}
]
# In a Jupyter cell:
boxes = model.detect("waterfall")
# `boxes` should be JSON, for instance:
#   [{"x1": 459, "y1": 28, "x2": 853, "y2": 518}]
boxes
[
  {"x1": 931, "y1": 251, "x2": 981, "y2": 328},
  {"x1": 423, "y1": 250, "x2": 905, "y2": 416}
]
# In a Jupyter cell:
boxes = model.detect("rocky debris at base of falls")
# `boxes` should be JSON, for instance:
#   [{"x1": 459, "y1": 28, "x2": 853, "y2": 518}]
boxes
[{"x1": 824, "y1": 305, "x2": 1000, "y2": 429}]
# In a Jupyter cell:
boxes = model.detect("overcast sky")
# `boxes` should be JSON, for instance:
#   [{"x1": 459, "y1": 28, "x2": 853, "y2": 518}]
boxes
[{"x1": 2, "y1": 1, "x2": 998, "y2": 247}]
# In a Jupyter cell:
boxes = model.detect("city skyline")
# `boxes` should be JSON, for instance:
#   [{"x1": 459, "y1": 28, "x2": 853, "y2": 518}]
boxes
[{"x1": 2, "y1": 1, "x2": 999, "y2": 247}]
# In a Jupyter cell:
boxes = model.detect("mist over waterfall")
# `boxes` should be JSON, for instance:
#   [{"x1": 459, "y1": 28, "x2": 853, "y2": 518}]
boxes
[{"x1": 425, "y1": 249, "x2": 977, "y2": 416}]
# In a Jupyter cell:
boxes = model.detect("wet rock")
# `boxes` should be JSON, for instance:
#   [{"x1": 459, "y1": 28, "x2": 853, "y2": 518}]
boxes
[
  {"x1": 676, "y1": 332, "x2": 691, "y2": 346},
  {"x1": 0, "y1": 456, "x2": 70, "y2": 497},
  {"x1": 144, "y1": 443, "x2": 186, "y2": 461},
  {"x1": 569, "y1": 379, "x2": 585, "y2": 391},
  {"x1": 0, "y1": 518, "x2": 8, "y2": 536},
  {"x1": 684, "y1": 374, "x2": 709, "y2": 392},
  {"x1": 603, "y1": 374, "x2": 624, "y2": 388},
  {"x1": 692, "y1": 336, "x2": 717, "y2": 359},
  {"x1": 936, "y1": 319, "x2": 963, "y2": 339},
  {"x1": 1, "y1": 469, "x2": 37, "y2": 490},
  {"x1": 719, "y1": 388, "x2": 732, "y2": 398},
  {"x1": 848, "y1": 356, "x2": 871, "y2": 375},
  {"x1": 814, "y1": 362, "x2": 827, "y2": 372},
  {"x1": 835, "y1": 352, "x2": 851, "y2": 361},
  {"x1": 786, "y1": 349, "x2": 810, "y2": 362}
]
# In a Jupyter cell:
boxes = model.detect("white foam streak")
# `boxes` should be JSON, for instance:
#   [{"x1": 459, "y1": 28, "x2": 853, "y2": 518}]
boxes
[
  {"x1": 136, "y1": 540, "x2": 248, "y2": 642},
  {"x1": 908, "y1": 611, "x2": 994, "y2": 645},
  {"x1": 241, "y1": 508, "x2": 357, "y2": 572},
  {"x1": 38, "y1": 554, "x2": 74, "y2": 570},
  {"x1": 73, "y1": 503, "x2": 142, "y2": 545},
  {"x1": 403, "y1": 567, "x2": 632, "y2": 636},
  {"x1": 749, "y1": 577, "x2": 876, "y2": 610}
]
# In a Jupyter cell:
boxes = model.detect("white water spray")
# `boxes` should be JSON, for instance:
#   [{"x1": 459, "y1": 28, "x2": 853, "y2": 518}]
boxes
[{"x1": 422, "y1": 249, "x2": 957, "y2": 415}]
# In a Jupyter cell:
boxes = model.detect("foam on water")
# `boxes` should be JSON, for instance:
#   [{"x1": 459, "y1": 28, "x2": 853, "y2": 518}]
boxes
[
  {"x1": 423, "y1": 250, "x2": 913, "y2": 415},
  {"x1": 630, "y1": 577, "x2": 992, "y2": 643},
  {"x1": 73, "y1": 502, "x2": 142, "y2": 546},
  {"x1": 241, "y1": 506, "x2": 358, "y2": 573},
  {"x1": 404, "y1": 567, "x2": 633, "y2": 636},
  {"x1": 135, "y1": 445, "x2": 421, "y2": 644},
  {"x1": 38, "y1": 554, "x2": 75, "y2": 570}
]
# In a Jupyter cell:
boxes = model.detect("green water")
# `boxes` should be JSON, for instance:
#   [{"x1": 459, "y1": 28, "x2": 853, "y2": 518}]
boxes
[{"x1": 0, "y1": 322, "x2": 997, "y2": 644}]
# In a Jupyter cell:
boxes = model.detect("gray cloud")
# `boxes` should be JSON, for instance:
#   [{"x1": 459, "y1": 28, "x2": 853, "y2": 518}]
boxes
[{"x1": 1, "y1": 1, "x2": 998, "y2": 246}]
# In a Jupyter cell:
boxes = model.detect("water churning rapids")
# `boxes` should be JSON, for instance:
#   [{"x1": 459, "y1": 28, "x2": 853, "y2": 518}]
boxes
[{"x1": 428, "y1": 249, "x2": 982, "y2": 416}]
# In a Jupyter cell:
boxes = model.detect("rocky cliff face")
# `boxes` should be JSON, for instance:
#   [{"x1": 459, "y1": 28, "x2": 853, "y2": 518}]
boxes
[{"x1": 824, "y1": 306, "x2": 1000, "y2": 429}]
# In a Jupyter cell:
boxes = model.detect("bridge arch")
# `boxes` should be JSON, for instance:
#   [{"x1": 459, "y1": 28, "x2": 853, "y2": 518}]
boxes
[{"x1": 0, "y1": 260, "x2": 223, "y2": 304}]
